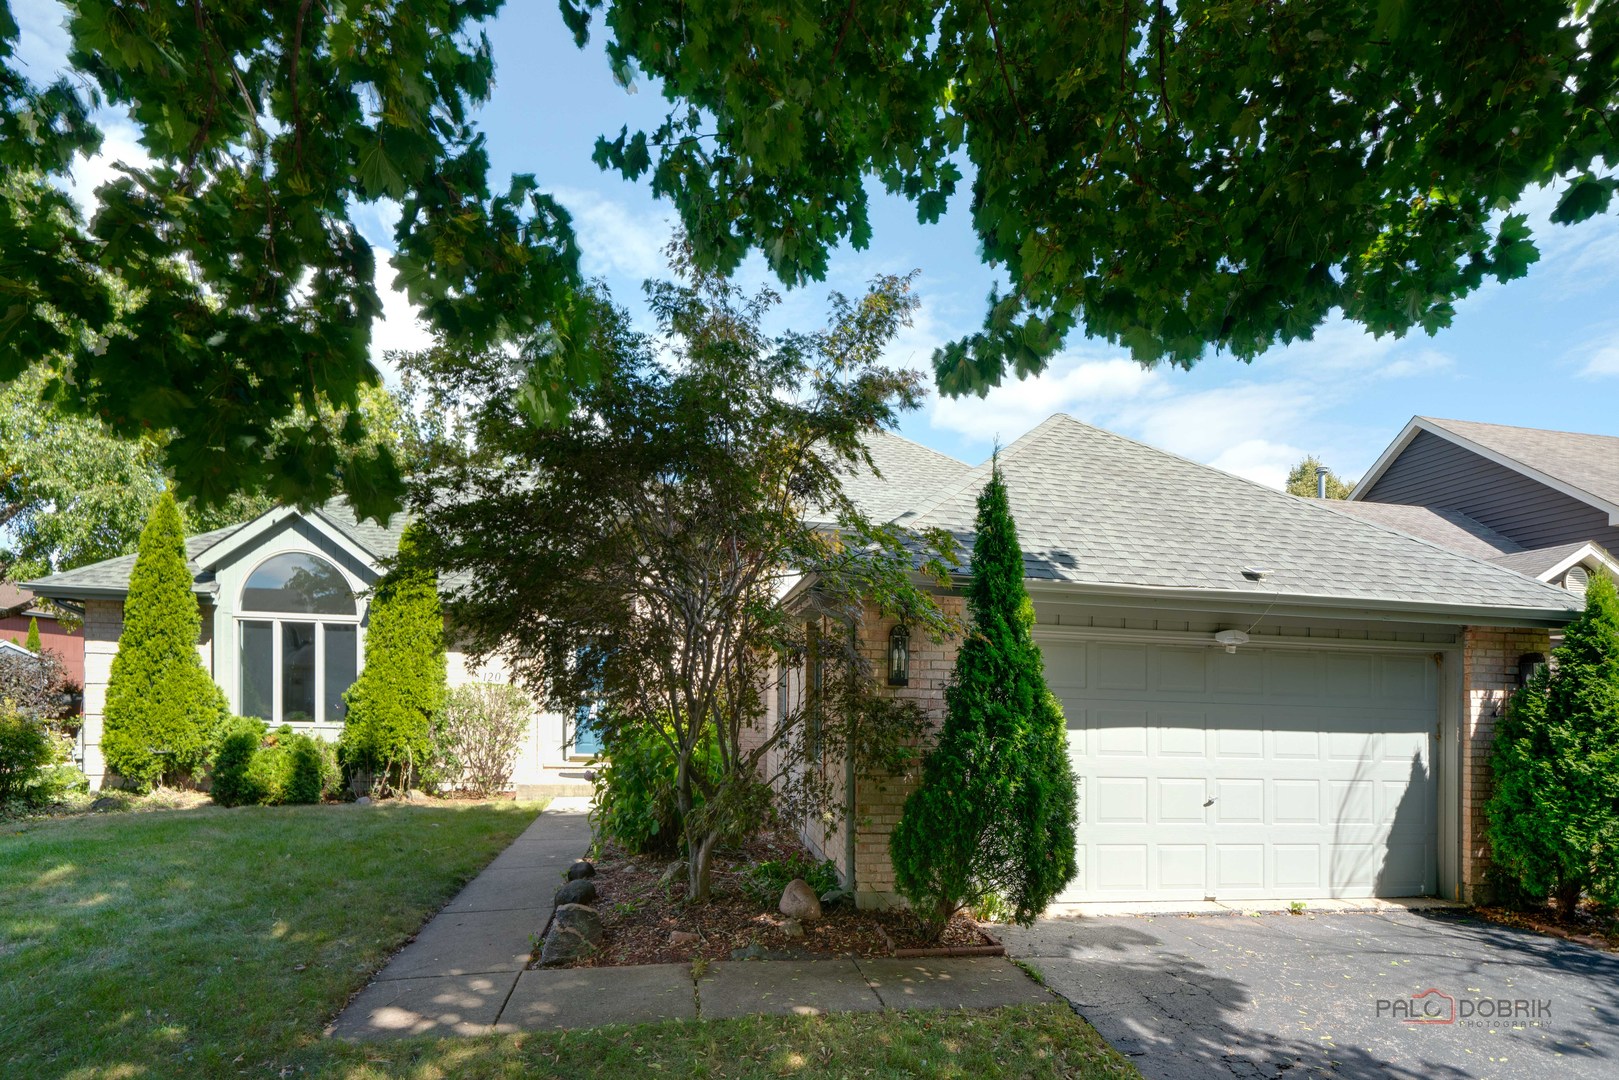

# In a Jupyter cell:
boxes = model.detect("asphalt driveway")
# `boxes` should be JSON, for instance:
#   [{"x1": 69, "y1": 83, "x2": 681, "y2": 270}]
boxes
[{"x1": 1000, "y1": 908, "x2": 1619, "y2": 1080}]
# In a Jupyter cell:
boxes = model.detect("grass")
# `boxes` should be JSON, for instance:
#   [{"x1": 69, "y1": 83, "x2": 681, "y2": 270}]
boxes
[
  {"x1": 1, "y1": 800, "x2": 1141, "y2": 1080},
  {"x1": 302, "y1": 1004, "x2": 1141, "y2": 1079},
  {"x1": 0, "y1": 798, "x2": 543, "y2": 1078}
]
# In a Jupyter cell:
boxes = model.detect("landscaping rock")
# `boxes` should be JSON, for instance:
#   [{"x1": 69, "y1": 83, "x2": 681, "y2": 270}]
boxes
[
  {"x1": 567, "y1": 860, "x2": 596, "y2": 881},
  {"x1": 779, "y1": 878, "x2": 823, "y2": 922},
  {"x1": 405, "y1": 789, "x2": 428, "y2": 802},
  {"x1": 89, "y1": 797, "x2": 120, "y2": 812},
  {"x1": 780, "y1": 918, "x2": 805, "y2": 939},
  {"x1": 669, "y1": 930, "x2": 700, "y2": 946},
  {"x1": 553, "y1": 878, "x2": 598, "y2": 907},
  {"x1": 657, "y1": 861, "x2": 683, "y2": 888},
  {"x1": 553, "y1": 903, "x2": 603, "y2": 943},
  {"x1": 354, "y1": 795, "x2": 372, "y2": 806},
  {"x1": 540, "y1": 926, "x2": 593, "y2": 966}
]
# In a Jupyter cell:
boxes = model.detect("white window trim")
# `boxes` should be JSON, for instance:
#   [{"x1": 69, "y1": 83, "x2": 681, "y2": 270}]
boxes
[{"x1": 236, "y1": 551, "x2": 364, "y2": 728}]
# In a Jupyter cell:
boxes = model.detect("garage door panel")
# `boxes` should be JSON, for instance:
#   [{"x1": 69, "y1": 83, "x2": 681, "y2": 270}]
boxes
[{"x1": 1053, "y1": 641, "x2": 1438, "y2": 903}]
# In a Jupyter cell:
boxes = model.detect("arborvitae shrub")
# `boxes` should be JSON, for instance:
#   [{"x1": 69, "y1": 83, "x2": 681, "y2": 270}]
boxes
[
  {"x1": 210, "y1": 717, "x2": 268, "y2": 807},
  {"x1": 101, "y1": 493, "x2": 227, "y2": 790},
  {"x1": 24, "y1": 618, "x2": 40, "y2": 654},
  {"x1": 338, "y1": 525, "x2": 446, "y2": 793},
  {"x1": 284, "y1": 733, "x2": 337, "y2": 804},
  {"x1": 1487, "y1": 572, "x2": 1619, "y2": 914},
  {"x1": 889, "y1": 459, "x2": 1078, "y2": 938}
]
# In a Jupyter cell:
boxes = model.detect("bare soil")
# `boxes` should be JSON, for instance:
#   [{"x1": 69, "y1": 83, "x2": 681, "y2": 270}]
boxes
[{"x1": 541, "y1": 830, "x2": 992, "y2": 968}]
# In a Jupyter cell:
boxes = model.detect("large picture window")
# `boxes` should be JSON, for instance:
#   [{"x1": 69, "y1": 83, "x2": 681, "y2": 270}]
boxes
[{"x1": 237, "y1": 552, "x2": 361, "y2": 725}]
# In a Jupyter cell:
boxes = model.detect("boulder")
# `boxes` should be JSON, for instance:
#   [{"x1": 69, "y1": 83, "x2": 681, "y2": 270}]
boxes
[
  {"x1": 540, "y1": 926, "x2": 593, "y2": 966},
  {"x1": 778, "y1": 878, "x2": 823, "y2": 922},
  {"x1": 405, "y1": 789, "x2": 428, "y2": 802},
  {"x1": 567, "y1": 860, "x2": 596, "y2": 881},
  {"x1": 780, "y1": 918, "x2": 805, "y2": 939},
  {"x1": 554, "y1": 878, "x2": 598, "y2": 907},
  {"x1": 668, "y1": 930, "x2": 700, "y2": 946},
  {"x1": 88, "y1": 797, "x2": 120, "y2": 813},
  {"x1": 354, "y1": 795, "x2": 372, "y2": 806},
  {"x1": 553, "y1": 903, "x2": 603, "y2": 943}
]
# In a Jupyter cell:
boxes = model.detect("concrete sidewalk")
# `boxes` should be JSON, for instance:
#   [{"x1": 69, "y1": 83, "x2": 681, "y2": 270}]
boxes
[{"x1": 328, "y1": 800, "x2": 1053, "y2": 1040}]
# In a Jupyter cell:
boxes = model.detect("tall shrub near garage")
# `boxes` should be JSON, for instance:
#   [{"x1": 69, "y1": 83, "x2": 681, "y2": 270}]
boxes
[
  {"x1": 339, "y1": 525, "x2": 446, "y2": 793},
  {"x1": 890, "y1": 459, "x2": 1078, "y2": 938},
  {"x1": 1487, "y1": 572, "x2": 1619, "y2": 915},
  {"x1": 101, "y1": 492, "x2": 227, "y2": 790}
]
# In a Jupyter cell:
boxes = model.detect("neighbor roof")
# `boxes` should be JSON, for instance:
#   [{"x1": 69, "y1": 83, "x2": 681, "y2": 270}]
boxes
[
  {"x1": 1315, "y1": 501, "x2": 1521, "y2": 560},
  {"x1": 23, "y1": 523, "x2": 246, "y2": 601},
  {"x1": 1351, "y1": 416, "x2": 1619, "y2": 518},
  {"x1": 904, "y1": 415, "x2": 1579, "y2": 620}
]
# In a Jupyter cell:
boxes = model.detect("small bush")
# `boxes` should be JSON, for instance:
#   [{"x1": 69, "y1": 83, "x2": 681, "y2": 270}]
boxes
[
  {"x1": 591, "y1": 716, "x2": 720, "y2": 856},
  {"x1": 284, "y1": 733, "x2": 338, "y2": 804},
  {"x1": 0, "y1": 705, "x2": 54, "y2": 806},
  {"x1": 431, "y1": 683, "x2": 531, "y2": 797},
  {"x1": 210, "y1": 717, "x2": 268, "y2": 807},
  {"x1": 740, "y1": 850, "x2": 841, "y2": 908}
]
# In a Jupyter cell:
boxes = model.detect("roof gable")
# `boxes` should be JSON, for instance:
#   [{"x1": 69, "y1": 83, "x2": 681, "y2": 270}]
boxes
[
  {"x1": 1352, "y1": 417, "x2": 1619, "y2": 523},
  {"x1": 909, "y1": 414, "x2": 1578, "y2": 618}
]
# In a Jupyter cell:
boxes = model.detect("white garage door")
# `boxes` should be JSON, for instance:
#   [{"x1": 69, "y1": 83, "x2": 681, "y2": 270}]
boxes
[{"x1": 1043, "y1": 640, "x2": 1438, "y2": 903}]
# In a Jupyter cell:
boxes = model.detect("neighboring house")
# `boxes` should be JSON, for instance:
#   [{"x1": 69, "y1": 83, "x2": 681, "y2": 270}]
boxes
[
  {"x1": 23, "y1": 501, "x2": 583, "y2": 793},
  {"x1": 0, "y1": 582, "x2": 84, "y2": 688},
  {"x1": 1334, "y1": 416, "x2": 1619, "y2": 595},
  {"x1": 772, "y1": 415, "x2": 1579, "y2": 909}
]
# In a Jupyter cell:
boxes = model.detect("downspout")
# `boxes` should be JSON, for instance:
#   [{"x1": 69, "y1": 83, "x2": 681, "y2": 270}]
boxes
[{"x1": 843, "y1": 621, "x2": 858, "y2": 897}]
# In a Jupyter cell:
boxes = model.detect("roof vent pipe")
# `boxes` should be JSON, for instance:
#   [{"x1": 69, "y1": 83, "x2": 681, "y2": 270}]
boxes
[{"x1": 1317, "y1": 469, "x2": 1328, "y2": 499}]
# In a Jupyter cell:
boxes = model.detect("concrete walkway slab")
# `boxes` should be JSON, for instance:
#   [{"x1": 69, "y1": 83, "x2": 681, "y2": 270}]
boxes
[
  {"x1": 498, "y1": 964, "x2": 696, "y2": 1032},
  {"x1": 438, "y1": 867, "x2": 556, "y2": 913},
  {"x1": 329, "y1": 972, "x2": 518, "y2": 1040},
  {"x1": 856, "y1": 957, "x2": 1054, "y2": 1011},
  {"x1": 699, "y1": 958, "x2": 884, "y2": 1019},
  {"x1": 376, "y1": 906, "x2": 547, "y2": 980}
]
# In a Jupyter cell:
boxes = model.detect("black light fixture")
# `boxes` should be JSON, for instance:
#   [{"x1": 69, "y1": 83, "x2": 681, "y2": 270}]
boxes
[
  {"x1": 887, "y1": 624, "x2": 910, "y2": 686},
  {"x1": 1517, "y1": 652, "x2": 1547, "y2": 687}
]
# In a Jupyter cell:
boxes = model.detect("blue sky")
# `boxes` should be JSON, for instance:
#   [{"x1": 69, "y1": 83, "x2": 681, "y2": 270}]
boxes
[{"x1": 14, "y1": 1, "x2": 1619, "y2": 489}]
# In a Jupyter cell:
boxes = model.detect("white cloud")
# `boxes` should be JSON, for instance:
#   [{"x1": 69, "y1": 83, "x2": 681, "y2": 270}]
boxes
[
  {"x1": 369, "y1": 259, "x2": 434, "y2": 384},
  {"x1": 1577, "y1": 340, "x2": 1619, "y2": 379},
  {"x1": 1206, "y1": 439, "x2": 1308, "y2": 491},
  {"x1": 61, "y1": 120, "x2": 152, "y2": 217},
  {"x1": 551, "y1": 187, "x2": 672, "y2": 284}
]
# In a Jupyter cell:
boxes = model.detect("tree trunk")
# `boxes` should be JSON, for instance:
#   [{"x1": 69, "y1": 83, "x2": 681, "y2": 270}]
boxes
[
  {"x1": 688, "y1": 828, "x2": 720, "y2": 902},
  {"x1": 1555, "y1": 880, "x2": 1582, "y2": 920}
]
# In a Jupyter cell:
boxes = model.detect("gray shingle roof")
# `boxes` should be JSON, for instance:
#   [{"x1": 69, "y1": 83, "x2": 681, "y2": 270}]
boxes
[
  {"x1": 24, "y1": 523, "x2": 246, "y2": 600},
  {"x1": 1422, "y1": 417, "x2": 1619, "y2": 509},
  {"x1": 907, "y1": 414, "x2": 1579, "y2": 616},
  {"x1": 1314, "y1": 501, "x2": 1522, "y2": 560},
  {"x1": 1486, "y1": 542, "x2": 1602, "y2": 579},
  {"x1": 311, "y1": 499, "x2": 409, "y2": 560},
  {"x1": 835, "y1": 430, "x2": 972, "y2": 523}
]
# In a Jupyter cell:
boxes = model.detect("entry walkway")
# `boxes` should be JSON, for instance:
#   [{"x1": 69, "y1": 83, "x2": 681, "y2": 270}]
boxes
[{"x1": 329, "y1": 800, "x2": 1051, "y2": 1040}]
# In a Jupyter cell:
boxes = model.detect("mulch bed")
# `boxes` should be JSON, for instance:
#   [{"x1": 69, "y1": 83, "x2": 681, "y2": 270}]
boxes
[
  {"x1": 1473, "y1": 902, "x2": 1619, "y2": 952},
  {"x1": 537, "y1": 830, "x2": 992, "y2": 968}
]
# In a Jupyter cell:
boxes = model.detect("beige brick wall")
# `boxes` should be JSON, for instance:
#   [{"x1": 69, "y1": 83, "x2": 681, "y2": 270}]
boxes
[
  {"x1": 848, "y1": 596, "x2": 965, "y2": 909},
  {"x1": 1459, "y1": 625, "x2": 1552, "y2": 901}
]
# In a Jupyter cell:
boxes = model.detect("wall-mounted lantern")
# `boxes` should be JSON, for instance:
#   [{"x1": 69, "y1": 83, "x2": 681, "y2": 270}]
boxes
[
  {"x1": 1517, "y1": 652, "x2": 1548, "y2": 687},
  {"x1": 888, "y1": 624, "x2": 910, "y2": 686}
]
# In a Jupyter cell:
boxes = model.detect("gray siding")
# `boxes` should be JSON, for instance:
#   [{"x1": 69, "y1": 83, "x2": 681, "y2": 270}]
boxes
[{"x1": 1362, "y1": 431, "x2": 1619, "y2": 552}]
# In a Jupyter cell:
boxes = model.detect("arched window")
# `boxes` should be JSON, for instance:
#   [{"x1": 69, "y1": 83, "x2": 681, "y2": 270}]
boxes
[{"x1": 238, "y1": 553, "x2": 361, "y2": 726}]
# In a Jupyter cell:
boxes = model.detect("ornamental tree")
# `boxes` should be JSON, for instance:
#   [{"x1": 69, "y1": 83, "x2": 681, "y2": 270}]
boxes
[
  {"x1": 1487, "y1": 573, "x2": 1619, "y2": 916},
  {"x1": 101, "y1": 493, "x2": 228, "y2": 790},
  {"x1": 410, "y1": 249, "x2": 956, "y2": 900},
  {"x1": 890, "y1": 459, "x2": 1078, "y2": 938},
  {"x1": 338, "y1": 526, "x2": 447, "y2": 794},
  {"x1": 23, "y1": 617, "x2": 39, "y2": 654}
]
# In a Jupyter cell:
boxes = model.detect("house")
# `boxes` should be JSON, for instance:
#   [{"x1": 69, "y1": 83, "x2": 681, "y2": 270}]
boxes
[
  {"x1": 775, "y1": 415, "x2": 1581, "y2": 909},
  {"x1": 0, "y1": 582, "x2": 84, "y2": 687},
  {"x1": 22, "y1": 500, "x2": 586, "y2": 793},
  {"x1": 1332, "y1": 416, "x2": 1619, "y2": 594}
]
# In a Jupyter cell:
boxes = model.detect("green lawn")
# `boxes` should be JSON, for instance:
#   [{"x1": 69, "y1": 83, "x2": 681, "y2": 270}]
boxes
[
  {"x1": 306, "y1": 1004, "x2": 1140, "y2": 1079},
  {"x1": 1, "y1": 801, "x2": 1140, "y2": 1080},
  {"x1": 0, "y1": 799, "x2": 543, "y2": 1078}
]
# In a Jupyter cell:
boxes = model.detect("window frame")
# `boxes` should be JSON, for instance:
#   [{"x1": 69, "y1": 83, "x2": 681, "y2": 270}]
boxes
[{"x1": 235, "y1": 550, "x2": 364, "y2": 728}]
